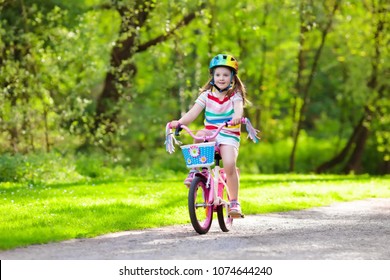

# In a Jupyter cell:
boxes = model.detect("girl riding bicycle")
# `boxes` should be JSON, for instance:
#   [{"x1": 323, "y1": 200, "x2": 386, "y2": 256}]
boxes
[{"x1": 169, "y1": 53, "x2": 249, "y2": 217}]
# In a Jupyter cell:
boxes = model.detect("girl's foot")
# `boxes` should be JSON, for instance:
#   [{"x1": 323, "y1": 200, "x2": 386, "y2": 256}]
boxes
[
  {"x1": 184, "y1": 170, "x2": 196, "y2": 187},
  {"x1": 229, "y1": 200, "x2": 242, "y2": 218}
]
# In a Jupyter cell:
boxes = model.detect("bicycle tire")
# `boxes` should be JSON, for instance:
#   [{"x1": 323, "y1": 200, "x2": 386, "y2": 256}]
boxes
[
  {"x1": 217, "y1": 184, "x2": 233, "y2": 232},
  {"x1": 188, "y1": 176, "x2": 213, "y2": 234}
]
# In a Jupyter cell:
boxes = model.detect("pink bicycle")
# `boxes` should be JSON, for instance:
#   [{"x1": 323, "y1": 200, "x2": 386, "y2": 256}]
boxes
[{"x1": 165, "y1": 118, "x2": 259, "y2": 234}]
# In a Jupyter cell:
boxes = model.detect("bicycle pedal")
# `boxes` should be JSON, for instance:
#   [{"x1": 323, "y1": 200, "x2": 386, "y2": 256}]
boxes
[{"x1": 228, "y1": 213, "x2": 245, "y2": 219}]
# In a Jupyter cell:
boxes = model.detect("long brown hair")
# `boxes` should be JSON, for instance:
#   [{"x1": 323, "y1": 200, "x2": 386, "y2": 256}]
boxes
[{"x1": 199, "y1": 74, "x2": 248, "y2": 105}]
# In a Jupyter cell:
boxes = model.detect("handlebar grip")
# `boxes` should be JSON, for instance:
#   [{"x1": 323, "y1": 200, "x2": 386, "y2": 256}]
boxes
[
  {"x1": 225, "y1": 118, "x2": 246, "y2": 127},
  {"x1": 175, "y1": 124, "x2": 183, "y2": 136}
]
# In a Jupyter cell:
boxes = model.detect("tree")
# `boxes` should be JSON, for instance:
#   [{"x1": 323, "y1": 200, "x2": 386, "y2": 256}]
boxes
[
  {"x1": 1, "y1": 0, "x2": 388, "y2": 174},
  {"x1": 92, "y1": 0, "x2": 206, "y2": 145},
  {"x1": 316, "y1": 0, "x2": 389, "y2": 174},
  {"x1": 289, "y1": 0, "x2": 340, "y2": 172}
]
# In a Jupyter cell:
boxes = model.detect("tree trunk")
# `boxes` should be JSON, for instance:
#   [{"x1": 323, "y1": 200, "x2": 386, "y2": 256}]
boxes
[
  {"x1": 174, "y1": 39, "x2": 186, "y2": 117},
  {"x1": 289, "y1": 0, "x2": 306, "y2": 172},
  {"x1": 255, "y1": 2, "x2": 269, "y2": 130},
  {"x1": 207, "y1": 0, "x2": 215, "y2": 55},
  {"x1": 289, "y1": 0, "x2": 340, "y2": 172},
  {"x1": 290, "y1": 0, "x2": 306, "y2": 140},
  {"x1": 381, "y1": 160, "x2": 390, "y2": 175},
  {"x1": 343, "y1": 0, "x2": 386, "y2": 174},
  {"x1": 43, "y1": 107, "x2": 50, "y2": 153},
  {"x1": 93, "y1": 1, "x2": 150, "y2": 135},
  {"x1": 342, "y1": 124, "x2": 369, "y2": 174},
  {"x1": 315, "y1": 115, "x2": 364, "y2": 173}
]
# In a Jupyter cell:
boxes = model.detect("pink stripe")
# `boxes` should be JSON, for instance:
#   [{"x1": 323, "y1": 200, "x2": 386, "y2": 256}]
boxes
[{"x1": 208, "y1": 94, "x2": 230, "y2": 104}]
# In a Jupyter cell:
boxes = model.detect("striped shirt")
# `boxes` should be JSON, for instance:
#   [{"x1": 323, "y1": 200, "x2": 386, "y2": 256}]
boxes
[{"x1": 195, "y1": 89, "x2": 243, "y2": 148}]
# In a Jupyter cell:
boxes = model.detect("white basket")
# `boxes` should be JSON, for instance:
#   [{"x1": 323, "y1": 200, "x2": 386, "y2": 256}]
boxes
[{"x1": 180, "y1": 142, "x2": 216, "y2": 168}]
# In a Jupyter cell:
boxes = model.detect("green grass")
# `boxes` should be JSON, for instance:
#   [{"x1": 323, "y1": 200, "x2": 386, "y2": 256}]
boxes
[
  {"x1": 1, "y1": 173, "x2": 390, "y2": 250},
  {"x1": 241, "y1": 174, "x2": 390, "y2": 213}
]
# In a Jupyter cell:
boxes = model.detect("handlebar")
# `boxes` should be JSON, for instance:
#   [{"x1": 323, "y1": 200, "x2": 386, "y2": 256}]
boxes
[
  {"x1": 169, "y1": 117, "x2": 248, "y2": 141},
  {"x1": 165, "y1": 117, "x2": 259, "y2": 154},
  {"x1": 174, "y1": 122, "x2": 226, "y2": 141}
]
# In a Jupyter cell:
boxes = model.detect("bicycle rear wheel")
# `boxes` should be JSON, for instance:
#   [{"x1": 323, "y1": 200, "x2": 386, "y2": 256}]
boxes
[
  {"x1": 188, "y1": 176, "x2": 213, "y2": 234},
  {"x1": 217, "y1": 184, "x2": 233, "y2": 232}
]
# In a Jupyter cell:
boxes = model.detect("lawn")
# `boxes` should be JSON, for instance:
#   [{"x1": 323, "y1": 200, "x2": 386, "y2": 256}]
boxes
[{"x1": 1, "y1": 173, "x2": 389, "y2": 250}]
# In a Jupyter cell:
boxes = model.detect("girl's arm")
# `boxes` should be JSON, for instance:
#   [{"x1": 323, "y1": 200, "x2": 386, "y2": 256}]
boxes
[
  {"x1": 231, "y1": 99, "x2": 244, "y2": 125},
  {"x1": 170, "y1": 103, "x2": 203, "y2": 128}
]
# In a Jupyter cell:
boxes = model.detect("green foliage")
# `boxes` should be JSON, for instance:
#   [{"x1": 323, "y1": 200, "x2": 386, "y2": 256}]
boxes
[
  {"x1": 0, "y1": 1, "x2": 118, "y2": 152},
  {"x1": 75, "y1": 153, "x2": 127, "y2": 179},
  {"x1": 238, "y1": 133, "x2": 348, "y2": 174},
  {"x1": 0, "y1": 152, "x2": 129, "y2": 184},
  {"x1": 0, "y1": 153, "x2": 83, "y2": 183},
  {"x1": 0, "y1": 0, "x2": 389, "y2": 174},
  {"x1": 0, "y1": 154, "x2": 25, "y2": 182}
]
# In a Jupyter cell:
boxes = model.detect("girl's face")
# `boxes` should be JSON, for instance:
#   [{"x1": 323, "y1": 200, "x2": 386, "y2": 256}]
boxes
[{"x1": 213, "y1": 67, "x2": 232, "y2": 91}]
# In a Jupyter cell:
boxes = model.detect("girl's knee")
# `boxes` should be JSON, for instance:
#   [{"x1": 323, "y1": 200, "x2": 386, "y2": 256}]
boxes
[
  {"x1": 223, "y1": 164, "x2": 237, "y2": 176},
  {"x1": 195, "y1": 130, "x2": 207, "y2": 137},
  {"x1": 194, "y1": 130, "x2": 210, "y2": 143}
]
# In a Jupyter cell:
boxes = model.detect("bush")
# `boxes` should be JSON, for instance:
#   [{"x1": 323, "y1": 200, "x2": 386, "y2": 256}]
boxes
[
  {"x1": 75, "y1": 153, "x2": 127, "y2": 180},
  {"x1": 0, "y1": 133, "x2": 384, "y2": 185},
  {"x1": 0, "y1": 153, "x2": 84, "y2": 183},
  {"x1": 238, "y1": 133, "x2": 347, "y2": 174},
  {"x1": 0, "y1": 154, "x2": 25, "y2": 182}
]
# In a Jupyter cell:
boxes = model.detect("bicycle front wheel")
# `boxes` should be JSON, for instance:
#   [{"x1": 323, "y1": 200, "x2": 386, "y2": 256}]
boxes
[
  {"x1": 188, "y1": 176, "x2": 213, "y2": 234},
  {"x1": 217, "y1": 184, "x2": 233, "y2": 232}
]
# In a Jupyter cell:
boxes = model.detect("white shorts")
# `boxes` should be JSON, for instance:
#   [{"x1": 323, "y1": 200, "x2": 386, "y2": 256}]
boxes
[{"x1": 204, "y1": 129, "x2": 240, "y2": 150}]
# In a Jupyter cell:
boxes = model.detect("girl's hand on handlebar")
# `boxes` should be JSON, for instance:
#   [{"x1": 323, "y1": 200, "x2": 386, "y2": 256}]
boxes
[
  {"x1": 170, "y1": 120, "x2": 181, "y2": 129},
  {"x1": 230, "y1": 116, "x2": 243, "y2": 126}
]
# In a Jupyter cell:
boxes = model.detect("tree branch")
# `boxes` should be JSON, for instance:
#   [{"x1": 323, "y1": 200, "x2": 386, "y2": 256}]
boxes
[{"x1": 136, "y1": 3, "x2": 205, "y2": 53}]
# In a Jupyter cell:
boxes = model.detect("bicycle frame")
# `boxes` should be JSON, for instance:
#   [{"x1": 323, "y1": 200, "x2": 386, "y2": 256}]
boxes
[
  {"x1": 194, "y1": 163, "x2": 224, "y2": 205},
  {"x1": 210, "y1": 164, "x2": 230, "y2": 211},
  {"x1": 170, "y1": 121, "x2": 232, "y2": 203}
]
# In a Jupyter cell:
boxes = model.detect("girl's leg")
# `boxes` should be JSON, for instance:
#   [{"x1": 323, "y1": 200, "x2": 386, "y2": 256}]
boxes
[
  {"x1": 194, "y1": 129, "x2": 213, "y2": 143},
  {"x1": 219, "y1": 145, "x2": 239, "y2": 200},
  {"x1": 220, "y1": 145, "x2": 242, "y2": 216}
]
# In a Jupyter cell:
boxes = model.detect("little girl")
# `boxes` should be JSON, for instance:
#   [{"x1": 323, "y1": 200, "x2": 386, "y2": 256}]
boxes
[{"x1": 170, "y1": 54, "x2": 248, "y2": 217}]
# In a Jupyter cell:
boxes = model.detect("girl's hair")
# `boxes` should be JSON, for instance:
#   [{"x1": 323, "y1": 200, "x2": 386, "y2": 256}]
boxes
[{"x1": 199, "y1": 70, "x2": 249, "y2": 105}]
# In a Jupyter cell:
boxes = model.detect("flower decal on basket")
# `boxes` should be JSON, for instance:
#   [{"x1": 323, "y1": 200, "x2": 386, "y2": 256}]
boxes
[
  {"x1": 187, "y1": 158, "x2": 192, "y2": 165},
  {"x1": 200, "y1": 156, "x2": 207, "y2": 163},
  {"x1": 189, "y1": 145, "x2": 200, "y2": 158}
]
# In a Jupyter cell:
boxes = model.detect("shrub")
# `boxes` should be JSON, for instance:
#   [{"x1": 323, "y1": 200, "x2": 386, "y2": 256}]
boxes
[
  {"x1": 238, "y1": 134, "x2": 347, "y2": 174},
  {"x1": 0, "y1": 153, "x2": 83, "y2": 183},
  {"x1": 0, "y1": 154, "x2": 25, "y2": 182}
]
